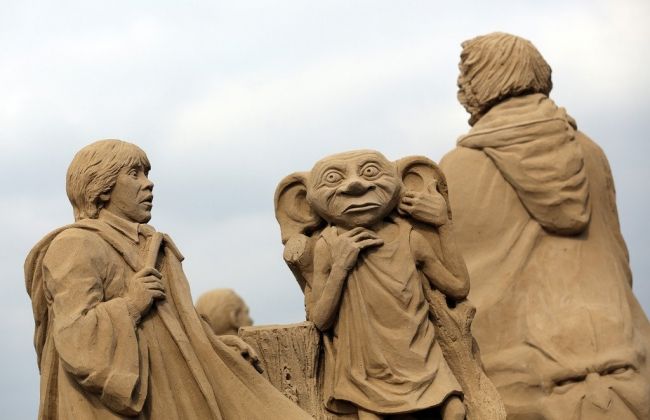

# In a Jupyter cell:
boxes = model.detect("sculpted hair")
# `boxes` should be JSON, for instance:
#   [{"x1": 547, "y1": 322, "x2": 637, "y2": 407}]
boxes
[
  {"x1": 66, "y1": 139, "x2": 150, "y2": 221},
  {"x1": 459, "y1": 32, "x2": 552, "y2": 122}
]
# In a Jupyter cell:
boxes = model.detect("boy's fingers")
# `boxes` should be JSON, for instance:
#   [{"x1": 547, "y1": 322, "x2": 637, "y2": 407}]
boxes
[
  {"x1": 150, "y1": 290, "x2": 166, "y2": 300},
  {"x1": 146, "y1": 282, "x2": 165, "y2": 292},
  {"x1": 137, "y1": 267, "x2": 162, "y2": 278}
]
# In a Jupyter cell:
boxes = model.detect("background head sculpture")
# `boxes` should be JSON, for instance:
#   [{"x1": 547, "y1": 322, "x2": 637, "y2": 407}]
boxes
[
  {"x1": 458, "y1": 32, "x2": 552, "y2": 126},
  {"x1": 196, "y1": 288, "x2": 253, "y2": 336}
]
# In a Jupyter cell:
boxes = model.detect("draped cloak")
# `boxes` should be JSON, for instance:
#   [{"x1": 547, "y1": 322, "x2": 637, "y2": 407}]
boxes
[
  {"x1": 439, "y1": 94, "x2": 650, "y2": 405},
  {"x1": 320, "y1": 219, "x2": 461, "y2": 415},
  {"x1": 25, "y1": 211, "x2": 312, "y2": 420}
]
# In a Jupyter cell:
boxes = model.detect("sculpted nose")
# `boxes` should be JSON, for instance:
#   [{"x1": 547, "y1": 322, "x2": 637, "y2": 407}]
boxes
[
  {"x1": 585, "y1": 373, "x2": 612, "y2": 411},
  {"x1": 341, "y1": 179, "x2": 372, "y2": 196}
]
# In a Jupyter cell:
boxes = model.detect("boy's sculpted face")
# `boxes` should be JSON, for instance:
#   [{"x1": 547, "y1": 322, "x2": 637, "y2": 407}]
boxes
[
  {"x1": 307, "y1": 151, "x2": 401, "y2": 229},
  {"x1": 103, "y1": 164, "x2": 154, "y2": 224}
]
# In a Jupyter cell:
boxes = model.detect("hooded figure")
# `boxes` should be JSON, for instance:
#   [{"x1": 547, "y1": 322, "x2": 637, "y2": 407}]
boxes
[
  {"x1": 439, "y1": 33, "x2": 650, "y2": 419},
  {"x1": 25, "y1": 140, "x2": 312, "y2": 420}
]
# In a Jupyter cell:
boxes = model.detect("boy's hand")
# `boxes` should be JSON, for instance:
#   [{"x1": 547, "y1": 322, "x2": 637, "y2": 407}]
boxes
[
  {"x1": 125, "y1": 267, "x2": 165, "y2": 320},
  {"x1": 324, "y1": 226, "x2": 384, "y2": 272},
  {"x1": 399, "y1": 180, "x2": 448, "y2": 227}
]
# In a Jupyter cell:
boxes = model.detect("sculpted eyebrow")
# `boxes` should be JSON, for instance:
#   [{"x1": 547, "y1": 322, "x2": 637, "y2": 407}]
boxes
[
  {"x1": 314, "y1": 161, "x2": 347, "y2": 180},
  {"x1": 358, "y1": 158, "x2": 387, "y2": 170},
  {"x1": 125, "y1": 162, "x2": 143, "y2": 172}
]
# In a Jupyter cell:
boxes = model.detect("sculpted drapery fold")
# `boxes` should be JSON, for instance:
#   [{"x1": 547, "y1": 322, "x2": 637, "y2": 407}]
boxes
[
  {"x1": 26, "y1": 213, "x2": 313, "y2": 420},
  {"x1": 458, "y1": 93, "x2": 591, "y2": 235},
  {"x1": 44, "y1": 228, "x2": 146, "y2": 415},
  {"x1": 441, "y1": 92, "x2": 650, "y2": 418}
]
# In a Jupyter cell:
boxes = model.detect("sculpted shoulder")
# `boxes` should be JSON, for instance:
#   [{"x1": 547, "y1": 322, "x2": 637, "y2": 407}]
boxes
[
  {"x1": 45, "y1": 226, "x2": 112, "y2": 265},
  {"x1": 574, "y1": 130, "x2": 607, "y2": 160},
  {"x1": 440, "y1": 146, "x2": 489, "y2": 174}
]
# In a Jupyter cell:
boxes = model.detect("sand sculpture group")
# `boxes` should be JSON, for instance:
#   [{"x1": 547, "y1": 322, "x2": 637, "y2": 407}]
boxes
[{"x1": 24, "y1": 33, "x2": 650, "y2": 419}]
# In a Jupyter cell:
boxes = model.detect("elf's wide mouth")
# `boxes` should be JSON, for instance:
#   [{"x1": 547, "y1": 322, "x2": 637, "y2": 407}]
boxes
[{"x1": 343, "y1": 202, "x2": 380, "y2": 213}]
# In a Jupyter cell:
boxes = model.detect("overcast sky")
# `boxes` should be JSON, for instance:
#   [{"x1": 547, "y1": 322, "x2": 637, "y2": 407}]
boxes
[{"x1": 1, "y1": 0, "x2": 648, "y2": 417}]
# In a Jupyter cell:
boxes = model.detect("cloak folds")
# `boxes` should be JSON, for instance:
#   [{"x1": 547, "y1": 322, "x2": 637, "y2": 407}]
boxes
[
  {"x1": 458, "y1": 93, "x2": 591, "y2": 235},
  {"x1": 440, "y1": 93, "x2": 650, "y2": 413},
  {"x1": 25, "y1": 216, "x2": 312, "y2": 420},
  {"x1": 320, "y1": 220, "x2": 461, "y2": 415}
]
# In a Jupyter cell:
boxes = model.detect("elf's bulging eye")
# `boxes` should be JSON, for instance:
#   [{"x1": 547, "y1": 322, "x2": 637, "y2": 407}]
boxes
[
  {"x1": 361, "y1": 164, "x2": 381, "y2": 179},
  {"x1": 323, "y1": 170, "x2": 344, "y2": 185}
]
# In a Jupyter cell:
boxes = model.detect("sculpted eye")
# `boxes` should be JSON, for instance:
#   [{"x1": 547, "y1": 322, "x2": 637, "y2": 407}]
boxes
[
  {"x1": 360, "y1": 164, "x2": 381, "y2": 179},
  {"x1": 602, "y1": 364, "x2": 634, "y2": 376},
  {"x1": 553, "y1": 373, "x2": 586, "y2": 393},
  {"x1": 323, "y1": 170, "x2": 343, "y2": 185}
]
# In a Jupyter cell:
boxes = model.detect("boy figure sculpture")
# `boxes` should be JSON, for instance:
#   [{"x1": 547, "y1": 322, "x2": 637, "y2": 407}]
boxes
[{"x1": 25, "y1": 140, "x2": 311, "y2": 420}]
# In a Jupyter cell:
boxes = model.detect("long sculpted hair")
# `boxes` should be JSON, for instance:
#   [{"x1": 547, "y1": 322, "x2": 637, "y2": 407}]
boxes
[
  {"x1": 458, "y1": 32, "x2": 553, "y2": 125},
  {"x1": 66, "y1": 139, "x2": 150, "y2": 221}
]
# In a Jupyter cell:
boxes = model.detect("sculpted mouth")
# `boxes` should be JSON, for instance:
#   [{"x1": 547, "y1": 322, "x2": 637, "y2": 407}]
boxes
[
  {"x1": 140, "y1": 195, "x2": 154, "y2": 207},
  {"x1": 343, "y1": 203, "x2": 380, "y2": 213}
]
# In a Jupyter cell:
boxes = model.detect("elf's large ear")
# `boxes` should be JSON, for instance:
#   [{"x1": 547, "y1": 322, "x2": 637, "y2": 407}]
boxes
[
  {"x1": 396, "y1": 155, "x2": 452, "y2": 219},
  {"x1": 274, "y1": 172, "x2": 323, "y2": 244}
]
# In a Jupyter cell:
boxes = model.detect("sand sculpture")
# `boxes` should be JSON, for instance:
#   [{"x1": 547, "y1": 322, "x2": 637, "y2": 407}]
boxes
[
  {"x1": 271, "y1": 150, "x2": 506, "y2": 419},
  {"x1": 439, "y1": 32, "x2": 650, "y2": 418},
  {"x1": 196, "y1": 288, "x2": 253, "y2": 336},
  {"x1": 24, "y1": 140, "x2": 312, "y2": 420}
]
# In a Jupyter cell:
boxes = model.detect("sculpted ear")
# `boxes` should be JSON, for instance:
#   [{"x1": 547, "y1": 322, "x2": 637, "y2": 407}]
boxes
[
  {"x1": 274, "y1": 172, "x2": 323, "y2": 244},
  {"x1": 396, "y1": 155, "x2": 452, "y2": 219},
  {"x1": 275, "y1": 172, "x2": 324, "y2": 298}
]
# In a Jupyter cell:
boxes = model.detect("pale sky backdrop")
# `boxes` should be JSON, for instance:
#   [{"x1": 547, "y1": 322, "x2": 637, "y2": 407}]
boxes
[{"x1": 1, "y1": 0, "x2": 648, "y2": 417}]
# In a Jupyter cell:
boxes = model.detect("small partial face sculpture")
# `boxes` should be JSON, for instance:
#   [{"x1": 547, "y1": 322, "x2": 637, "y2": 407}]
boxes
[
  {"x1": 103, "y1": 164, "x2": 154, "y2": 223},
  {"x1": 233, "y1": 300, "x2": 253, "y2": 329},
  {"x1": 540, "y1": 356, "x2": 649, "y2": 420},
  {"x1": 306, "y1": 151, "x2": 401, "y2": 229},
  {"x1": 500, "y1": 347, "x2": 650, "y2": 420}
]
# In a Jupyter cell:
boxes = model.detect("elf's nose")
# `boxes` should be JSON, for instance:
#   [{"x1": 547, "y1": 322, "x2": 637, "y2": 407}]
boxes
[
  {"x1": 341, "y1": 179, "x2": 373, "y2": 196},
  {"x1": 585, "y1": 373, "x2": 612, "y2": 411}
]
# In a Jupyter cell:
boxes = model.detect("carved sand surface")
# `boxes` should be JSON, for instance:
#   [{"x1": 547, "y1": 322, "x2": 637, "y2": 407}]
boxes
[
  {"x1": 240, "y1": 323, "x2": 324, "y2": 417},
  {"x1": 25, "y1": 140, "x2": 313, "y2": 420},
  {"x1": 269, "y1": 149, "x2": 506, "y2": 419},
  {"x1": 22, "y1": 32, "x2": 650, "y2": 420},
  {"x1": 441, "y1": 32, "x2": 650, "y2": 419},
  {"x1": 196, "y1": 288, "x2": 253, "y2": 336}
]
